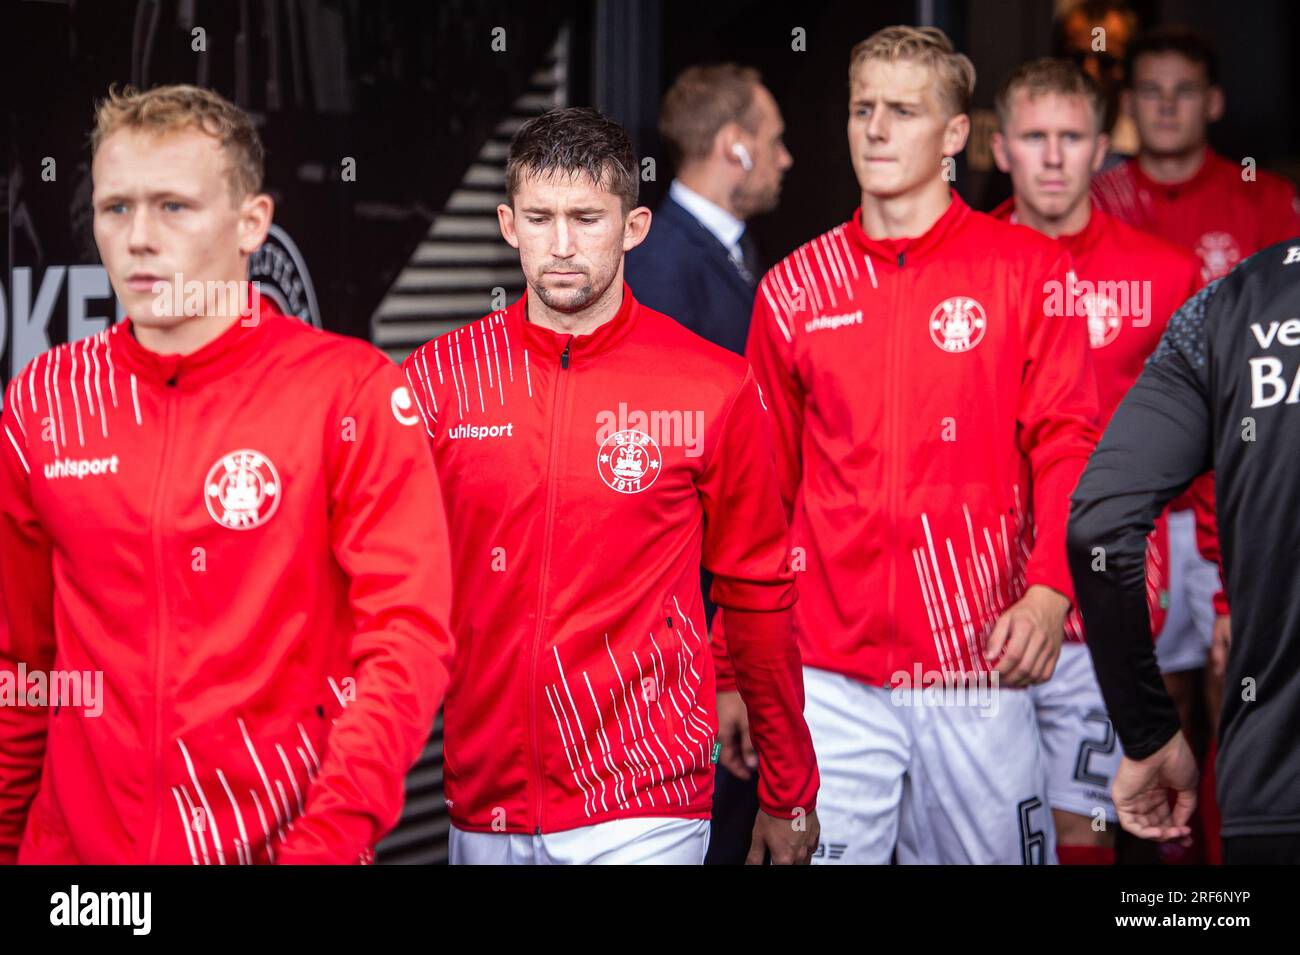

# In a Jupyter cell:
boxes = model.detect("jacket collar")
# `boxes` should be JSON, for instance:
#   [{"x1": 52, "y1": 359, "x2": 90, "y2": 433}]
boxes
[
  {"x1": 991, "y1": 197, "x2": 1108, "y2": 258},
  {"x1": 843, "y1": 190, "x2": 971, "y2": 265},
  {"x1": 514, "y1": 281, "x2": 641, "y2": 363},
  {"x1": 1054, "y1": 205, "x2": 1109, "y2": 259},
  {"x1": 114, "y1": 288, "x2": 280, "y2": 389},
  {"x1": 668, "y1": 180, "x2": 745, "y2": 253}
]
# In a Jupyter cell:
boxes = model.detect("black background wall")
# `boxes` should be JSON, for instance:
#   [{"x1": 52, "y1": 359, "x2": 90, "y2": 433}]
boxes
[
  {"x1": 5, "y1": 0, "x2": 1296, "y2": 380},
  {"x1": 1, "y1": 0, "x2": 571, "y2": 382},
  {"x1": 627, "y1": 0, "x2": 1299, "y2": 269}
]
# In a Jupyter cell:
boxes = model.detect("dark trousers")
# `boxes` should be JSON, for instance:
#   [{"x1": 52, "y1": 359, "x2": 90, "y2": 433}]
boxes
[
  {"x1": 701, "y1": 566, "x2": 762, "y2": 864},
  {"x1": 705, "y1": 764, "x2": 760, "y2": 864}
]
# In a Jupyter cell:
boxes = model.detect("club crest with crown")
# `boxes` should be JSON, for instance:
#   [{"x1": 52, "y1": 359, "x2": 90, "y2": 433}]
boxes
[
  {"x1": 597, "y1": 429, "x2": 662, "y2": 494},
  {"x1": 1078, "y1": 292, "x2": 1123, "y2": 349},
  {"x1": 929, "y1": 296, "x2": 987, "y2": 353},
  {"x1": 1195, "y1": 231, "x2": 1241, "y2": 282},
  {"x1": 204, "y1": 449, "x2": 282, "y2": 530}
]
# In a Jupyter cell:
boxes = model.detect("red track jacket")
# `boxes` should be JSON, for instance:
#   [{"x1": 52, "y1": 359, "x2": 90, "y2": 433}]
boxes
[
  {"x1": 1091, "y1": 147, "x2": 1300, "y2": 284},
  {"x1": 401, "y1": 284, "x2": 818, "y2": 834},
  {"x1": 725, "y1": 194, "x2": 1101, "y2": 688},
  {"x1": 992, "y1": 201, "x2": 1203, "y2": 639},
  {"x1": 0, "y1": 294, "x2": 453, "y2": 864}
]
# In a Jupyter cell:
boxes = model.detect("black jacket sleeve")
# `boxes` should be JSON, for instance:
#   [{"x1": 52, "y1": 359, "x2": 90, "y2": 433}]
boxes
[{"x1": 1067, "y1": 280, "x2": 1222, "y2": 759}]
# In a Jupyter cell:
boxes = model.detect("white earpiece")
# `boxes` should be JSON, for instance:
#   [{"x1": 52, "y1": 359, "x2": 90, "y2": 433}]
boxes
[{"x1": 732, "y1": 142, "x2": 754, "y2": 171}]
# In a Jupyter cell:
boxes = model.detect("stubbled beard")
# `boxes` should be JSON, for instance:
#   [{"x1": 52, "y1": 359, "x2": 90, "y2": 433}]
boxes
[
  {"x1": 534, "y1": 277, "x2": 596, "y2": 313},
  {"x1": 732, "y1": 181, "x2": 780, "y2": 219}
]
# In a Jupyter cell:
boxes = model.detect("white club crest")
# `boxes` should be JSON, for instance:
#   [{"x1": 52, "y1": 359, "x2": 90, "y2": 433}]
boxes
[
  {"x1": 204, "y1": 449, "x2": 282, "y2": 530},
  {"x1": 1195, "y1": 231, "x2": 1241, "y2": 282},
  {"x1": 597, "y1": 430, "x2": 662, "y2": 494},
  {"x1": 1078, "y1": 293, "x2": 1123, "y2": 348},
  {"x1": 929, "y1": 296, "x2": 987, "y2": 353}
]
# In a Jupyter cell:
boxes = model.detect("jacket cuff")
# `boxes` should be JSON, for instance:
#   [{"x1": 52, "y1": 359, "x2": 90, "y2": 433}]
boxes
[
  {"x1": 1121, "y1": 718, "x2": 1182, "y2": 762},
  {"x1": 724, "y1": 607, "x2": 820, "y2": 818},
  {"x1": 1024, "y1": 561, "x2": 1075, "y2": 606},
  {"x1": 757, "y1": 797, "x2": 819, "y2": 821},
  {"x1": 275, "y1": 812, "x2": 377, "y2": 865},
  {"x1": 710, "y1": 611, "x2": 737, "y2": 692}
]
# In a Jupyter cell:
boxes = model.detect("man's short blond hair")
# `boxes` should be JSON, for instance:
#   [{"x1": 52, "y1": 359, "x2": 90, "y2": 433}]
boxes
[
  {"x1": 90, "y1": 84, "x2": 264, "y2": 199},
  {"x1": 848, "y1": 26, "x2": 976, "y2": 117},
  {"x1": 994, "y1": 58, "x2": 1107, "y2": 133}
]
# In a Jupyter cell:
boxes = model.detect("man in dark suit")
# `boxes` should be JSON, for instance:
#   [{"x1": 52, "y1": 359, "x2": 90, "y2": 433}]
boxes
[
  {"x1": 627, "y1": 64, "x2": 791, "y2": 356},
  {"x1": 626, "y1": 63, "x2": 792, "y2": 864}
]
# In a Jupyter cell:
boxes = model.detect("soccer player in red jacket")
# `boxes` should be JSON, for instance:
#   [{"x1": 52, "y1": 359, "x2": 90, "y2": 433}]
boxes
[
  {"x1": 0, "y1": 85, "x2": 454, "y2": 864},
  {"x1": 401, "y1": 107, "x2": 820, "y2": 865},
  {"x1": 1093, "y1": 25, "x2": 1300, "y2": 678},
  {"x1": 990, "y1": 58, "x2": 1202, "y2": 865},
  {"x1": 1092, "y1": 28, "x2": 1300, "y2": 859},
  {"x1": 718, "y1": 26, "x2": 1101, "y2": 864},
  {"x1": 1092, "y1": 28, "x2": 1300, "y2": 283}
]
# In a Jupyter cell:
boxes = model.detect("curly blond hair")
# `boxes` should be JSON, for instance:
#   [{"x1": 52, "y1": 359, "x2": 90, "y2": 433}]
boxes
[{"x1": 91, "y1": 84, "x2": 264, "y2": 199}]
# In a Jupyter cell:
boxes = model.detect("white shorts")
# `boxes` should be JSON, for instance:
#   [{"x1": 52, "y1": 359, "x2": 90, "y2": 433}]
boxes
[
  {"x1": 449, "y1": 816, "x2": 710, "y2": 865},
  {"x1": 804, "y1": 666, "x2": 1055, "y2": 865},
  {"x1": 1155, "y1": 509, "x2": 1221, "y2": 674},
  {"x1": 1030, "y1": 642, "x2": 1123, "y2": 822}
]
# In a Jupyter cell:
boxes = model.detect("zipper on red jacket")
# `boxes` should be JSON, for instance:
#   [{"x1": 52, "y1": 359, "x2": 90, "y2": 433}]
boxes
[
  {"x1": 528, "y1": 334, "x2": 573, "y2": 834},
  {"x1": 145, "y1": 374, "x2": 180, "y2": 862},
  {"x1": 884, "y1": 260, "x2": 903, "y2": 684}
]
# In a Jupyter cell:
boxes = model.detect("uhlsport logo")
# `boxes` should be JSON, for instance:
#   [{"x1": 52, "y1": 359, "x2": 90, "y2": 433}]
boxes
[
  {"x1": 804, "y1": 310, "x2": 863, "y2": 334},
  {"x1": 597, "y1": 429, "x2": 662, "y2": 494},
  {"x1": 204, "y1": 449, "x2": 282, "y2": 530},
  {"x1": 929, "y1": 296, "x2": 986, "y2": 353},
  {"x1": 1195, "y1": 231, "x2": 1241, "y2": 282},
  {"x1": 1079, "y1": 292, "x2": 1123, "y2": 348}
]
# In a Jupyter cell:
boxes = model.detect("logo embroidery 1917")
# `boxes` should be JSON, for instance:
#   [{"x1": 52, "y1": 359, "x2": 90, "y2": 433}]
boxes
[
  {"x1": 597, "y1": 430, "x2": 662, "y2": 494},
  {"x1": 204, "y1": 449, "x2": 282, "y2": 529},
  {"x1": 929, "y1": 296, "x2": 987, "y2": 353}
]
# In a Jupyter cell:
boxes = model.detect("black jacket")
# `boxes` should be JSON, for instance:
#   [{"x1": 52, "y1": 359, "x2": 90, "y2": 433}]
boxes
[
  {"x1": 625, "y1": 194, "x2": 757, "y2": 356},
  {"x1": 1068, "y1": 236, "x2": 1300, "y2": 837}
]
